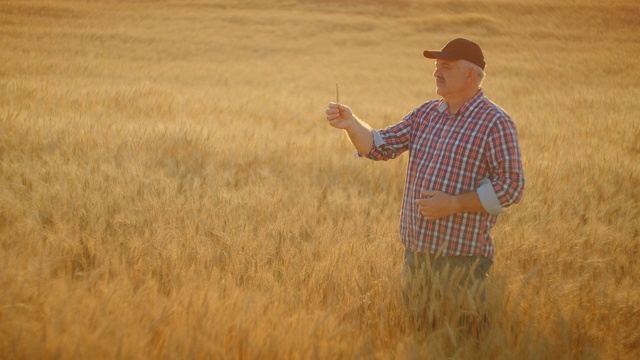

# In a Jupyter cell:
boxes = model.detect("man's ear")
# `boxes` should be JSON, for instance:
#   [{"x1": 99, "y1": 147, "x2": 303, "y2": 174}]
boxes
[{"x1": 466, "y1": 69, "x2": 476, "y2": 83}]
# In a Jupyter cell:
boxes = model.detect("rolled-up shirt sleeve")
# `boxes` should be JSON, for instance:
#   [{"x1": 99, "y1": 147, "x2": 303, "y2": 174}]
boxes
[
  {"x1": 354, "y1": 129, "x2": 387, "y2": 158},
  {"x1": 372, "y1": 130, "x2": 385, "y2": 148},
  {"x1": 358, "y1": 110, "x2": 416, "y2": 160},
  {"x1": 484, "y1": 116, "x2": 526, "y2": 208},
  {"x1": 477, "y1": 177, "x2": 503, "y2": 215}
]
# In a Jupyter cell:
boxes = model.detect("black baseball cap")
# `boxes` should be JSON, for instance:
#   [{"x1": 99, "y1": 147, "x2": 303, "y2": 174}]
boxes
[{"x1": 423, "y1": 38, "x2": 485, "y2": 70}]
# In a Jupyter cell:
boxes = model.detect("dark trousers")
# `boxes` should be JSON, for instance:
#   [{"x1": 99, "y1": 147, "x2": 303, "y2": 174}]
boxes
[{"x1": 400, "y1": 247, "x2": 493, "y2": 333}]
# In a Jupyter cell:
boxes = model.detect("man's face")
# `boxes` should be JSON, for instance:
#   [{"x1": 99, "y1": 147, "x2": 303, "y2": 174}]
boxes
[{"x1": 433, "y1": 59, "x2": 468, "y2": 98}]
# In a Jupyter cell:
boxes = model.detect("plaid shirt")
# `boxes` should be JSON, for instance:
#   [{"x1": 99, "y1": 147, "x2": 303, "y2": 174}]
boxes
[{"x1": 363, "y1": 90, "x2": 524, "y2": 260}]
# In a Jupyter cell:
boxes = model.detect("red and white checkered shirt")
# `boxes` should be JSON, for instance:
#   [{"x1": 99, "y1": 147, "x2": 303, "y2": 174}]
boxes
[{"x1": 363, "y1": 90, "x2": 525, "y2": 260}]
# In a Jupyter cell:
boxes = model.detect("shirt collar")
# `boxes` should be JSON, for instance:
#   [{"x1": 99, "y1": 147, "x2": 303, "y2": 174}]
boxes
[{"x1": 437, "y1": 89, "x2": 485, "y2": 117}]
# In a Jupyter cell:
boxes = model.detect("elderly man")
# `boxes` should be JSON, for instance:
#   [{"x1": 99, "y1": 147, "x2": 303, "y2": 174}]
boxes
[{"x1": 325, "y1": 38, "x2": 525, "y2": 330}]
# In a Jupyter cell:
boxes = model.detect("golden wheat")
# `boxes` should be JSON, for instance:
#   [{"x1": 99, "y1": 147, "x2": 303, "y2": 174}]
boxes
[{"x1": 1, "y1": 0, "x2": 639, "y2": 358}]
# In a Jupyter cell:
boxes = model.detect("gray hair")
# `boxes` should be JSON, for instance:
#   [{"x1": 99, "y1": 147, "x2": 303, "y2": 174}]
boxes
[{"x1": 463, "y1": 60, "x2": 485, "y2": 87}]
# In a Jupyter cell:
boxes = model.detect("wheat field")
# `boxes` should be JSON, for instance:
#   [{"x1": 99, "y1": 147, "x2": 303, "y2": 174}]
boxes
[{"x1": 1, "y1": 0, "x2": 639, "y2": 358}]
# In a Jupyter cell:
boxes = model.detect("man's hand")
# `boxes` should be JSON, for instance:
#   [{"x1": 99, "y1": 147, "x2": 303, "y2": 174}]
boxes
[
  {"x1": 325, "y1": 103, "x2": 355, "y2": 130},
  {"x1": 324, "y1": 103, "x2": 374, "y2": 155},
  {"x1": 415, "y1": 190, "x2": 460, "y2": 220},
  {"x1": 416, "y1": 190, "x2": 486, "y2": 220}
]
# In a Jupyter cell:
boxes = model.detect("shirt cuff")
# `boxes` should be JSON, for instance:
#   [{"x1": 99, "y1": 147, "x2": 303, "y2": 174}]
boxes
[
  {"x1": 372, "y1": 129, "x2": 385, "y2": 147},
  {"x1": 477, "y1": 178, "x2": 503, "y2": 215},
  {"x1": 354, "y1": 130, "x2": 385, "y2": 158}
]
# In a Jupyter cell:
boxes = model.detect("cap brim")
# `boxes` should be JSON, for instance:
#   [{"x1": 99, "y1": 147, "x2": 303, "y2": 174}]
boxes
[{"x1": 423, "y1": 50, "x2": 457, "y2": 60}]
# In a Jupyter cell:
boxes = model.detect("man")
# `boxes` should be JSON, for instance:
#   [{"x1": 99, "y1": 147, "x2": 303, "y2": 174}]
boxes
[{"x1": 325, "y1": 38, "x2": 525, "y2": 329}]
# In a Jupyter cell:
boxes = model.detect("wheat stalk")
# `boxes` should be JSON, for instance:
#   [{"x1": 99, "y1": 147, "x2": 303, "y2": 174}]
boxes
[{"x1": 336, "y1": 83, "x2": 339, "y2": 104}]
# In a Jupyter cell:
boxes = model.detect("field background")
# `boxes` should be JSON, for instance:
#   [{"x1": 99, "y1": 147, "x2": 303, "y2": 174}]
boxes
[{"x1": 1, "y1": 0, "x2": 639, "y2": 358}]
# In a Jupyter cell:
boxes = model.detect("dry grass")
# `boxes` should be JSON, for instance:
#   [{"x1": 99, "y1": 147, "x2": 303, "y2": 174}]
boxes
[{"x1": 1, "y1": 0, "x2": 639, "y2": 358}]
